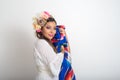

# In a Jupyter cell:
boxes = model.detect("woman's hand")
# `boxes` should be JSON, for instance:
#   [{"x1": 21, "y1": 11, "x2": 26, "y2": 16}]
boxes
[
  {"x1": 61, "y1": 46, "x2": 65, "y2": 53},
  {"x1": 59, "y1": 27, "x2": 66, "y2": 35},
  {"x1": 59, "y1": 28, "x2": 71, "y2": 53}
]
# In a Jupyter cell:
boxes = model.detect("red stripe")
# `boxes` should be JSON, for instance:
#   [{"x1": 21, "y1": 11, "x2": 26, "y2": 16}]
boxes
[
  {"x1": 64, "y1": 47, "x2": 68, "y2": 52},
  {"x1": 51, "y1": 39, "x2": 58, "y2": 43},
  {"x1": 65, "y1": 69, "x2": 74, "y2": 80}
]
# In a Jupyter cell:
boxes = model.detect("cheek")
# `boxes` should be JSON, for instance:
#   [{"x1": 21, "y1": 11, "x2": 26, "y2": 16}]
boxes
[
  {"x1": 41, "y1": 29, "x2": 47, "y2": 36},
  {"x1": 54, "y1": 30, "x2": 56, "y2": 34},
  {"x1": 43, "y1": 29, "x2": 51, "y2": 37}
]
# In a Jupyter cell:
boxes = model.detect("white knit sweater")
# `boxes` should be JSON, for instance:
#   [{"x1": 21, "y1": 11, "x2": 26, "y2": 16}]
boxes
[{"x1": 33, "y1": 38, "x2": 64, "y2": 80}]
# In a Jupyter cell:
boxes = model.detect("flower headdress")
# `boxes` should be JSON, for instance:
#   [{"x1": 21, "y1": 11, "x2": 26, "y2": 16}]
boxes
[{"x1": 32, "y1": 11, "x2": 52, "y2": 32}]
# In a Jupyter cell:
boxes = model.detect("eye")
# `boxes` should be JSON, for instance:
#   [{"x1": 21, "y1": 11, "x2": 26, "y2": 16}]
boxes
[{"x1": 46, "y1": 26, "x2": 51, "y2": 29}]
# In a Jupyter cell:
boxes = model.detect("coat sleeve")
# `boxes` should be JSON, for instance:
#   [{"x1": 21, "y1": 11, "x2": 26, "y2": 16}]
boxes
[{"x1": 35, "y1": 39, "x2": 64, "y2": 77}]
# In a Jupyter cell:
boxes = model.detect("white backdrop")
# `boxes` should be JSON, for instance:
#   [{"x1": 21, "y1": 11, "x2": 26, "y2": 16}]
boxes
[{"x1": 0, "y1": 0, "x2": 120, "y2": 80}]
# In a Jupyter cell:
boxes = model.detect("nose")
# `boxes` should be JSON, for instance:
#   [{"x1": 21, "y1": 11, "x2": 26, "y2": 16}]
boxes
[{"x1": 50, "y1": 29, "x2": 56, "y2": 35}]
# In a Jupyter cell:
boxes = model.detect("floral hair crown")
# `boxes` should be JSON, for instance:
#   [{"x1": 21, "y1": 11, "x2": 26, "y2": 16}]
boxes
[{"x1": 32, "y1": 11, "x2": 52, "y2": 32}]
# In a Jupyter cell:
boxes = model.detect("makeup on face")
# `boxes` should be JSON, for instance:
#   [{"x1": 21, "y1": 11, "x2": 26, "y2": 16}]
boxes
[
  {"x1": 42, "y1": 22, "x2": 56, "y2": 40},
  {"x1": 45, "y1": 25, "x2": 56, "y2": 30}
]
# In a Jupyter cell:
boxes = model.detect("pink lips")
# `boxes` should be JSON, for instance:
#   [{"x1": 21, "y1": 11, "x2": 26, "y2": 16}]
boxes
[{"x1": 48, "y1": 34, "x2": 54, "y2": 37}]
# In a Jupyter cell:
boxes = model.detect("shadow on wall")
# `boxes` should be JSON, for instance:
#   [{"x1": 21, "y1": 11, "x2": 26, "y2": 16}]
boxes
[{"x1": 0, "y1": 24, "x2": 37, "y2": 80}]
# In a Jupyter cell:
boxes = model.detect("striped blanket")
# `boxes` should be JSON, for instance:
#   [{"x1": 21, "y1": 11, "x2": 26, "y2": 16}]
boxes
[{"x1": 51, "y1": 25, "x2": 76, "y2": 80}]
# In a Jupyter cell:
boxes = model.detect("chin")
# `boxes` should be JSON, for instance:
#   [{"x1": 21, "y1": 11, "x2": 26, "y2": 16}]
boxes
[
  {"x1": 47, "y1": 37, "x2": 52, "y2": 40},
  {"x1": 45, "y1": 36, "x2": 53, "y2": 40},
  {"x1": 49, "y1": 38, "x2": 52, "y2": 40}
]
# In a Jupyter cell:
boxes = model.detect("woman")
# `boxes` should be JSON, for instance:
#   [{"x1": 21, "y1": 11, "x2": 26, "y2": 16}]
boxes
[{"x1": 32, "y1": 11, "x2": 68, "y2": 80}]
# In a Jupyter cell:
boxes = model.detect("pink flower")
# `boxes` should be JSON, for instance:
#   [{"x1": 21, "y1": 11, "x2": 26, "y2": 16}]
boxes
[{"x1": 39, "y1": 11, "x2": 51, "y2": 19}]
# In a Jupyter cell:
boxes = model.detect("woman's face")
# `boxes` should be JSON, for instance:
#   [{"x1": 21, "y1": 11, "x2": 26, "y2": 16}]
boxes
[{"x1": 41, "y1": 21, "x2": 56, "y2": 40}]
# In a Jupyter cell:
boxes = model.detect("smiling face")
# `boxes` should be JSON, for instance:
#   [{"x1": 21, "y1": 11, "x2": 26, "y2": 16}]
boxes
[{"x1": 41, "y1": 21, "x2": 56, "y2": 40}]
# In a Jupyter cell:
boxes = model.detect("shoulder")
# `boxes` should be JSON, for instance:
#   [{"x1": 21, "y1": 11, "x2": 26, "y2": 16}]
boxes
[
  {"x1": 35, "y1": 38, "x2": 50, "y2": 47},
  {"x1": 38, "y1": 39, "x2": 48, "y2": 44}
]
